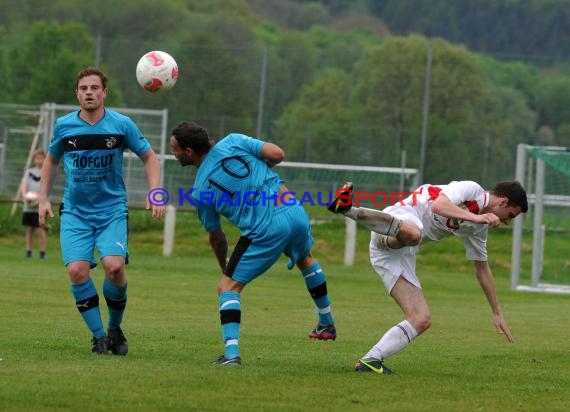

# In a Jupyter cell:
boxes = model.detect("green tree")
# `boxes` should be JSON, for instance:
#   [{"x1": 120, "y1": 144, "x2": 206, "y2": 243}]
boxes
[
  {"x1": 478, "y1": 56, "x2": 540, "y2": 110},
  {"x1": 353, "y1": 35, "x2": 493, "y2": 181},
  {"x1": 273, "y1": 68, "x2": 360, "y2": 162},
  {"x1": 7, "y1": 22, "x2": 125, "y2": 105},
  {"x1": 0, "y1": 27, "x2": 11, "y2": 102},
  {"x1": 365, "y1": 0, "x2": 570, "y2": 59},
  {"x1": 536, "y1": 77, "x2": 570, "y2": 142},
  {"x1": 556, "y1": 123, "x2": 570, "y2": 147},
  {"x1": 350, "y1": 34, "x2": 539, "y2": 183}
]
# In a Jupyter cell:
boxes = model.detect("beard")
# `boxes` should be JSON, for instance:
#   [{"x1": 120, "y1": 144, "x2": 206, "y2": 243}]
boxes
[
  {"x1": 81, "y1": 98, "x2": 101, "y2": 112},
  {"x1": 178, "y1": 157, "x2": 194, "y2": 167}
]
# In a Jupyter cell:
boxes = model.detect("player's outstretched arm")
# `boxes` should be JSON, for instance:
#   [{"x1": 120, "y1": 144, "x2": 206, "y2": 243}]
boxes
[
  {"x1": 473, "y1": 260, "x2": 514, "y2": 342},
  {"x1": 38, "y1": 154, "x2": 58, "y2": 229},
  {"x1": 209, "y1": 228, "x2": 228, "y2": 273},
  {"x1": 140, "y1": 149, "x2": 165, "y2": 220}
]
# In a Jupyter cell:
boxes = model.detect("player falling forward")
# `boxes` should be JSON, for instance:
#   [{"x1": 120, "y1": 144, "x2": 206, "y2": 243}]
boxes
[
  {"x1": 170, "y1": 121, "x2": 336, "y2": 366},
  {"x1": 328, "y1": 180, "x2": 527, "y2": 374}
]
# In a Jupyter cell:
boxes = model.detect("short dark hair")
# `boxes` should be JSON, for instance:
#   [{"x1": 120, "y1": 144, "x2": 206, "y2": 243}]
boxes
[
  {"x1": 171, "y1": 122, "x2": 213, "y2": 155},
  {"x1": 491, "y1": 181, "x2": 528, "y2": 213},
  {"x1": 76, "y1": 68, "x2": 108, "y2": 90}
]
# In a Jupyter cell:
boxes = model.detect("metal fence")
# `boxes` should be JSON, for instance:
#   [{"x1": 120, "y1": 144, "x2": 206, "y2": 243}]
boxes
[{"x1": 0, "y1": 103, "x2": 418, "y2": 211}]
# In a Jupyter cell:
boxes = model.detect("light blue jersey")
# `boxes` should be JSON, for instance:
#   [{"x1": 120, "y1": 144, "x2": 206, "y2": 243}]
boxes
[
  {"x1": 193, "y1": 133, "x2": 283, "y2": 237},
  {"x1": 49, "y1": 109, "x2": 151, "y2": 214}
]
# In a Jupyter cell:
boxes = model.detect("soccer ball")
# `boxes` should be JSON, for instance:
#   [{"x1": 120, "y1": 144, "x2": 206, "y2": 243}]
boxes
[
  {"x1": 24, "y1": 191, "x2": 39, "y2": 207},
  {"x1": 136, "y1": 51, "x2": 179, "y2": 93}
]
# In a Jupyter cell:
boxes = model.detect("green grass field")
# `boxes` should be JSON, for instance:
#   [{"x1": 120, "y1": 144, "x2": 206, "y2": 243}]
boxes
[{"x1": 1, "y1": 210, "x2": 570, "y2": 411}]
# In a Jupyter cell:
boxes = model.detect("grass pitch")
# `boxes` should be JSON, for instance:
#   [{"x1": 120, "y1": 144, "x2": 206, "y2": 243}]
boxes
[{"x1": 1, "y1": 213, "x2": 570, "y2": 411}]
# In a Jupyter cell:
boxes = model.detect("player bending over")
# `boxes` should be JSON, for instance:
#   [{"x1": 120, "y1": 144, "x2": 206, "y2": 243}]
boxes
[
  {"x1": 328, "y1": 180, "x2": 527, "y2": 374},
  {"x1": 170, "y1": 121, "x2": 336, "y2": 366}
]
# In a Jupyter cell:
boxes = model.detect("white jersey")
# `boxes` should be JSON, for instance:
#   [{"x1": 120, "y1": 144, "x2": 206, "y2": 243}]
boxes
[{"x1": 386, "y1": 180, "x2": 490, "y2": 261}]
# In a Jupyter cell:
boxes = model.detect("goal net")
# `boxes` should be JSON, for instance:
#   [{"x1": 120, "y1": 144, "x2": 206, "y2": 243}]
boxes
[{"x1": 511, "y1": 144, "x2": 570, "y2": 294}]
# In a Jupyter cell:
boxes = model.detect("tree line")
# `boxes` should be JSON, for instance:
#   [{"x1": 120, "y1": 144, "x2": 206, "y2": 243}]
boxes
[{"x1": 0, "y1": 0, "x2": 568, "y2": 185}]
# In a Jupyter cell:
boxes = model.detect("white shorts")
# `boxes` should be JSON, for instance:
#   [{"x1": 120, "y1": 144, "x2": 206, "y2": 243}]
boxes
[{"x1": 369, "y1": 205, "x2": 424, "y2": 293}]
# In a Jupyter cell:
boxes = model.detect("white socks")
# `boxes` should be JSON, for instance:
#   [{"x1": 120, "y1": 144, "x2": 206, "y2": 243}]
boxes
[
  {"x1": 345, "y1": 207, "x2": 402, "y2": 237},
  {"x1": 363, "y1": 320, "x2": 418, "y2": 360}
]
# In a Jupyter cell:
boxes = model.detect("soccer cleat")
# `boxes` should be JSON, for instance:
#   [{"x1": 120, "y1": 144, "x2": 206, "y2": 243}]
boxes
[
  {"x1": 212, "y1": 355, "x2": 242, "y2": 366},
  {"x1": 309, "y1": 324, "x2": 337, "y2": 340},
  {"x1": 354, "y1": 358, "x2": 394, "y2": 375},
  {"x1": 327, "y1": 181, "x2": 354, "y2": 214},
  {"x1": 91, "y1": 336, "x2": 112, "y2": 355},
  {"x1": 107, "y1": 327, "x2": 128, "y2": 356}
]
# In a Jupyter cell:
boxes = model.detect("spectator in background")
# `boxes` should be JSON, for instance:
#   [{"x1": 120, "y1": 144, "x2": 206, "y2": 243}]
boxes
[{"x1": 21, "y1": 149, "x2": 47, "y2": 259}]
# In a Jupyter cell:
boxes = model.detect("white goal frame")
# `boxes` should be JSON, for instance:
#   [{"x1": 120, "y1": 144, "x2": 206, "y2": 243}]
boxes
[
  {"x1": 161, "y1": 158, "x2": 418, "y2": 260},
  {"x1": 510, "y1": 143, "x2": 570, "y2": 294},
  {"x1": 276, "y1": 161, "x2": 418, "y2": 266}
]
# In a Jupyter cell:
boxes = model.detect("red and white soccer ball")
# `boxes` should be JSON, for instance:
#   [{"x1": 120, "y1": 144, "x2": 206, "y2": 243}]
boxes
[
  {"x1": 24, "y1": 191, "x2": 39, "y2": 207},
  {"x1": 136, "y1": 51, "x2": 179, "y2": 93}
]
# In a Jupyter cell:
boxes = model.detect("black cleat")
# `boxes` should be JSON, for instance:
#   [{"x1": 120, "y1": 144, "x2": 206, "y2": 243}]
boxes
[
  {"x1": 354, "y1": 358, "x2": 394, "y2": 375},
  {"x1": 212, "y1": 355, "x2": 242, "y2": 366},
  {"x1": 91, "y1": 336, "x2": 112, "y2": 355},
  {"x1": 327, "y1": 182, "x2": 354, "y2": 214},
  {"x1": 107, "y1": 327, "x2": 128, "y2": 356}
]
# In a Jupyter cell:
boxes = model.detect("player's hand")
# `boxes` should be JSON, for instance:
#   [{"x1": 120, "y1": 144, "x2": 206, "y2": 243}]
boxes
[
  {"x1": 149, "y1": 203, "x2": 165, "y2": 220},
  {"x1": 38, "y1": 200, "x2": 54, "y2": 229},
  {"x1": 476, "y1": 213, "x2": 501, "y2": 228},
  {"x1": 493, "y1": 313, "x2": 514, "y2": 343}
]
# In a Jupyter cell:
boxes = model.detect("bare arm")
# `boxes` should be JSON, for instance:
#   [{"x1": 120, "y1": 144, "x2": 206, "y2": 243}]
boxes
[
  {"x1": 261, "y1": 142, "x2": 284, "y2": 168},
  {"x1": 38, "y1": 154, "x2": 59, "y2": 228},
  {"x1": 473, "y1": 260, "x2": 514, "y2": 342},
  {"x1": 209, "y1": 228, "x2": 228, "y2": 273},
  {"x1": 140, "y1": 149, "x2": 165, "y2": 220},
  {"x1": 20, "y1": 179, "x2": 29, "y2": 197},
  {"x1": 432, "y1": 194, "x2": 500, "y2": 227}
]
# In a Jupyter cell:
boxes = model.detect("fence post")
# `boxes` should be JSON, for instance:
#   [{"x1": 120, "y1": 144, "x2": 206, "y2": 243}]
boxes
[{"x1": 163, "y1": 205, "x2": 176, "y2": 256}]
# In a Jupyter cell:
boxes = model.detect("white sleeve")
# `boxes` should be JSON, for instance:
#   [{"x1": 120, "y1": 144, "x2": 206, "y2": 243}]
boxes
[
  {"x1": 441, "y1": 181, "x2": 484, "y2": 205},
  {"x1": 459, "y1": 225, "x2": 489, "y2": 261}
]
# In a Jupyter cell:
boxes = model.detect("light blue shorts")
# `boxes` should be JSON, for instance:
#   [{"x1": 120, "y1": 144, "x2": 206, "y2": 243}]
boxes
[
  {"x1": 225, "y1": 203, "x2": 314, "y2": 284},
  {"x1": 59, "y1": 204, "x2": 128, "y2": 268}
]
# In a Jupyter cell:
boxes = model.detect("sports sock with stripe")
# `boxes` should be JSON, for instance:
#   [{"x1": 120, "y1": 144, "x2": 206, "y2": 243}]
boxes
[
  {"x1": 103, "y1": 278, "x2": 127, "y2": 330},
  {"x1": 364, "y1": 320, "x2": 418, "y2": 360},
  {"x1": 219, "y1": 291, "x2": 241, "y2": 359},
  {"x1": 302, "y1": 262, "x2": 334, "y2": 326},
  {"x1": 71, "y1": 278, "x2": 106, "y2": 339}
]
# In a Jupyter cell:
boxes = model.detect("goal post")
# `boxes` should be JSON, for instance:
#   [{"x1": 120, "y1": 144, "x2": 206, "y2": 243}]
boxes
[
  {"x1": 277, "y1": 161, "x2": 418, "y2": 266},
  {"x1": 159, "y1": 157, "x2": 418, "y2": 262},
  {"x1": 511, "y1": 144, "x2": 570, "y2": 294}
]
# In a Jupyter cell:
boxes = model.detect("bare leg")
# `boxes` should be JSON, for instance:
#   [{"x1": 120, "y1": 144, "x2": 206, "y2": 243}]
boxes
[
  {"x1": 39, "y1": 227, "x2": 47, "y2": 255},
  {"x1": 363, "y1": 276, "x2": 431, "y2": 361},
  {"x1": 25, "y1": 227, "x2": 34, "y2": 251}
]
